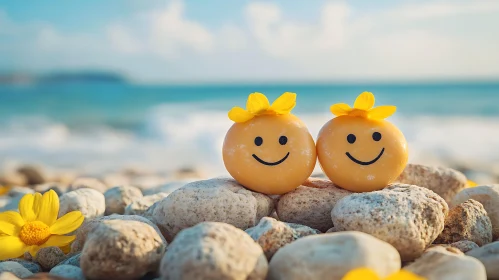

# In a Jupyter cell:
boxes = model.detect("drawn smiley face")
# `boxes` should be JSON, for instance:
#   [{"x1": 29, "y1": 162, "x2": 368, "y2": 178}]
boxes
[
  {"x1": 317, "y1": 116, "x2": 408, "y2": 192},
  {"x1": 223, "y1": 114, "x2": 317, "y2": 195}
]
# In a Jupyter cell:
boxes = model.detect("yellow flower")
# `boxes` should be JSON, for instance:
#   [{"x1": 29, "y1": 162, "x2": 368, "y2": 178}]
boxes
[
  {"x1": 0, "y1": 185, "x2": 11, "y2": 196},
  {"x1": 342, "y1": 268, "x2": 426, "y2": 280},
  {"x1": 0, "y1": 190, "x2": 84, "y2": 260},
  {"x1": 467, "y1": 180, "x2": 478, "y2": 188},
  {"x1": 330, "y1": 92, "x2": 397, "y2": 120},
  {"x1": 228, "y1": 92, "x2": 296, "y2": 123}
]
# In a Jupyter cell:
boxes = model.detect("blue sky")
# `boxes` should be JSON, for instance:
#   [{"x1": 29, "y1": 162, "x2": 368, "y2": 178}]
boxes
[{"x1": 1, "y1": 0, "x2": 498, "y2": 82}]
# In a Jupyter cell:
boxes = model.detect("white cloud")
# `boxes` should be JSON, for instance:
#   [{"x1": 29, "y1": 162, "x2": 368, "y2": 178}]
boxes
[{"x1": 107, "y1": 24, "x2": 143, "y2": 54}]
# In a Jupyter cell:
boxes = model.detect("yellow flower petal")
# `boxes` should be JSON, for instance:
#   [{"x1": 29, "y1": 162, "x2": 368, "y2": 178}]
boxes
[
  {"x1": 36, "y1": 190, "x2": 59, "y2": 226},
  {"x1": 0, "y1": 186, "x2": 11, "y2": 196},
  {"x1": 50, "y1": 211, "x2": 84, "y2": 235},
  {"x1": 385, "y1": 270, "x2": 426, "y2": 280},
  {"x1": 354, "y1": 91, "x2": 375, "y2": 110},
  {"x1": 0, "y1": 235, "x2": 26, "y2": 261},
  {"x1": 342, "y1": 268, "x2": 380, "y2": 280},
  {"x1": 32, "y1": 193, "x2": 43, "y2": 216},
  {"x1": 368, "y1": 105, "x2": 397, "y2": 120},
  {"x1": 28, "y1": 245, "x2": 40, "y2": 257},
  {"x1": 228, "y1": 107, "x2": 255, "y2": 123},
  {"x1": 43, "y1": 235, "x2": 76, "y2": 247},
  {"x1": 0, "y1": 211, "x2": 25, "y2": 228},
  {"x1": 330, "y1": 103, "x2": 353, "y2": 116},
  {"x1": 270, "y1": 92, "x2": 297, "y2": 114},
  {"x1": 246, "y1": 92, "x2": 270, "y2": 114},
  {"x1": 0, "y1": 220, "x2": 21, "y2": 236},
  {"x1": 19, "y1": 193, "x2": 37, "y2": 222}
]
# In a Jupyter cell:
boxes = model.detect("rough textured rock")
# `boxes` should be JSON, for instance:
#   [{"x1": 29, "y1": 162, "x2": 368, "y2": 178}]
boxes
[
  {"x1": 435, "y1": 199, "x2": 492, "y2": 246},
  {"x1": 57, "y1": 254, "x2": 80, "y2": 268},
  {"x1": 452, "y1": 185, "x2": 499, "y2": 239},
  {"x1": 0, "y1": 262, "x2": 33, "y2": 278},
  {"x1": 450, "y1": 240, "x2": 479, "y2": 253},
  {"x1": 153, "y1": 178, "x2": 274, "y2": 241},
  {"x1": 466, "y1": 241, "x2": 499, "y2": 279},
  {"x1": 35, "y1": 247, "x2": 67, "y2": 271},
  {"x1": 276, "y1": 178, "x2": 351, "y2": 232},
  {"x1": 246, "y1": 217, "x2": 320, "y2": 260},
  {"x1": 81, "y1": 220, "x2": 166, "y2": 280},
  {"x1": 425, "y1": 245, "x2": 464, "y2": 255},
  {"x1": 71, "y1": 214, "x2": 165, "y2": 253},
  {"x1": 268, "y1": 231, "x2": 400, "y2": 280},
  {"x1": 396, "y1": 164, "x2": 467, "y2": 204},
  {"x1": 0, "y1": 272, "x2": 20, "y2": 280},
  {"x1": 142, "y1": 180, "x2": 194, "y2": 196},
  {"x1": 59, "y1": 188, "x2": 105, "y2": 219},
  {"x1": 332, "y1": 184, "x2": 448, "y2": 261},
  {"x1": 2, "y1": 260, "x2": 41, "y2": 274},
  {"x1": 124, "y1": 193, "x2": 169, "y2": 216},
  {"x1": 104, "y1": 185, "x2": 143, "y2": 215},
  {"x1": 405, "y1": 246, "x2": 486, "y2": 280},
  {"x1": 160, "y1": 222, "x2": 267, "y2": 280},
  {"x1": 68, "y1": 177, "x2": 107, "y2": 193},
  {"x1": 50, "y1": 265, "x2": 84, "y2": 280}
]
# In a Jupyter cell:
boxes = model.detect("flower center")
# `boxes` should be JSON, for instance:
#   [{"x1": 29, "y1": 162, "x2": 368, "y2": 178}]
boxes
[{"x1": 19, "y1": 221, "x2": 51, "y2": 246}]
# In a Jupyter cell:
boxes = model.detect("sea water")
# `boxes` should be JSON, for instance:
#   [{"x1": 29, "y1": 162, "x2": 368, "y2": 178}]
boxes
[{"x1": 1, "y1": 82, "x2": 498, "y2": 176}]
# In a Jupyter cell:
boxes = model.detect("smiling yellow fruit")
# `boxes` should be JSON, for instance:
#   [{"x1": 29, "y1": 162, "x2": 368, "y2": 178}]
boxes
[
  {"x1": 317, "y1": 92, "x2": 408, "y2": 192},
  {"x1": 223, "y1": 92, "x2": 316, "y2": 195}
]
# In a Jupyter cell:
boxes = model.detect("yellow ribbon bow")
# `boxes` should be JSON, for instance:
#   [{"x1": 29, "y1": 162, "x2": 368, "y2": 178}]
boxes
[
  {"x1": 330, "y1": 92, "x2": 397, "y2": 120},
  {"x1": 228, "y1": 92, "x2": 297, "y2": 123}
]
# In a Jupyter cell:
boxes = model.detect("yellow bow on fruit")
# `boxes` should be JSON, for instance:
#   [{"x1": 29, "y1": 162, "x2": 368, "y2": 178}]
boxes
[
  {"x1": 330, "y1": 92, "x2": 396, "y2": 120},
  {"x1": 228, "y1": 92, "x2": 296, "y2": 123}
]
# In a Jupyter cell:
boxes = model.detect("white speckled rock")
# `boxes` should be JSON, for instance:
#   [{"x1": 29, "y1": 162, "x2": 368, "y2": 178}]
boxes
[
  {"x1": 332, "y1": 184, "x2": 448, "y2": 261},
  {"x1": 435, "y1": 199, "x2": 492, "y2": 246},
  {"x1": 246, "y1": 217, "x2": 320, "y2": 260},
  {"x1": 160, "y1": 222, "x2": 267, "y2": 280},
  {"x1": 104, "y1": 185, "x2": 143, "y2": 215},
  {"x1": 71, "y1": 214, "x2": 166, "y2": 253},
  {"x1": 452, "y1": 185, "x2": 499, "y2": 239},
  {"x1": 152, "y1": 178, "x2": 274, "y2": 241},
  {"x1": 124, "y1": 193, "x2": 169, "y2": 216},
  {"x1": 50, "y1": 265, "x2": 85, "y2": 280},
  {"x1": 276, "y1": 178, "x2": 351, "y2": 232},
  {"x1": 59, "y1": 188, "x2": 105, "y2": 219},
  {"x1": 34, "y1": 247, "x2": 66, "y2": 270},
  {"x1": 466, "y1": 241, "x2": 499, "y2": 279},
  {"x1": 450, "y1": 240, "x2": 479, "y2": 253},
  {"x1": 81, "y1": 220, "x2": 166, "y2": 280},
  {"x1": 396, "y1": 164, "x2": 467, "y2": 204},
  {"x1": 68, "y1": 177, "x2": 108, "y2": 193},
  {"x1": 268, "y1": 231, "x2": 400, "y2": 280},
  {"x1": 405, "y1": 246, "x2": 486, "y2": 280},
  {"x1": 0, "y1": 262, "x2": 33, "y2": 278}
]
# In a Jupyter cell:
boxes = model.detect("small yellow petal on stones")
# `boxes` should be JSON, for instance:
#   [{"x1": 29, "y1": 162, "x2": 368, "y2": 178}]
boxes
[
  {"x1": 467, "y1": 180, "x2": 478, "y2": 188},
  {"x1": 270, "y1": 92, "x2": 297, "y2": 114},
  {"x1": 330, "y1": 103, "x2": 353, "y2": 116},
  {"x1": 246, "y1": 92, "x2": 270, "y2": 114},
  {"x1": 354, "y1": 91, "x2": 376, "y2": 110},
  {"x1": 36, "y1": 190, "x2": 59, "y2": 226},
  {"x1": 228, "y1": 107, "x2": 255, "y2": 123},
  {"x1": 0, "y1": 186, "x2": 11, "y2": 196},
  {"x1": 342, "y1": 268, "x2": 380, "y2": 280},
  {"x1": 385, "y1": 270, "x2": 426, "y2": 280},
  {"x1": 50, "y1": 211, "x2": 84, "y2": 235},
  {"x1": 368, "y1": 105, "x2": 397, "y2": 120}
]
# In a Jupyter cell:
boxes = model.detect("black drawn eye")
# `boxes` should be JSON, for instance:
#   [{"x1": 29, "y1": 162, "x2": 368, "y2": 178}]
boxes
[
  {"x1": 372, "y1": 132, "x2": 382, "y2": 142},
  {"x1": 347, "y1": 134, "x2": 356, "y2": 144},
  {"x1": 254, "y1": 136, "x2": 263, "y2": 146},
  {"x1": 279, "y1": 136, "x2": 288, "y2": 145}
]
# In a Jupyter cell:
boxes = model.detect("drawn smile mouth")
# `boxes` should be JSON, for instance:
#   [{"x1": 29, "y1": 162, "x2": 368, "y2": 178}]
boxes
[
  {"x1": 252, "y1": 152, "x2": 290, "y2": 166},
  {"x1": 346, "y1": 148, "x2": 385, "y2": 166}
]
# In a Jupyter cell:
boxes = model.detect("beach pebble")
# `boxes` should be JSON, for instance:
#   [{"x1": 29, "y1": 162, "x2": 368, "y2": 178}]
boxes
[
  {"x1": 425, "y1": 244, "x2": 463, "y2": 255},
  {"x1": 2, "y1": 260, "x2": 41, "y2": 274},
  {"x1": 50, "y1": 265, "x2": 84, "y2": 280},
  {"x1": 404, "y1": 245, "x2": 486, "y2": 280},
  {"x1": 435, "y1": 199, "x2": 492, "y2": 246},
  {"x1": 71, "y1": 214, "x2": 165, "y2": 253},
  {"x1": 81, "y1": 220, "x2": 166, "y2": 280},
  {"x1": 68, "y1": 177, "x2": 107, "y2": 193},
  {"x1": 22, "y1": 272, "x2": 71, "y2": 279},
  {"x1": 35, "y1": 247, "x2": 67, "y2": 271},
  {"x1": 152, "y1": 178, "x2": 274, "y2": 241},
  {"x1": 104, "y1": 185, "x2": 143, "y2": 215},
  {"x1": 16, "y1": 165, "x2": 46, "y2": 185},
  {"x1": 142, "y1": 180, "x2": 194, "y2": 196},
  {"x1": 276, "y1": 178, "x2": 351, "y2": 232},
  {"x1": 466, "y1": 241, "x2": 499, "y2": 279},
  {"x1": 0, "y1": 262, "x2": 33, "y2": 278},
  {"x1": 396, "y1": 164, "x2": 467, "y2": 203},
  {"x1": 450, "y1": 240, "x2": 479, "y2": 253},
  {"x1": 332, "y1": 184, "x2": 448, "y2": 261},
  {"x1": 246, "y1": 217, "x2": 320, "y2": 260},
  {"x1": 130, "y1": 176, "x2": 169, "y2": 192},
  {"x1": 452, "y1": 185, "x2": 499, "y2": 239},
  {"x1": 57, "y1": 253, "x2": 81, "y2": 268},
  {"x1": 268, "y1": 231, "x2": 400, "y2": 280},
  {"x1": 0, "y1": 272, "x2": 20, "y2": 280},
  {"x1": 124, "y1": 193, "x2": 169, "y2": 216},
  {"x1": 32, "y1": 183, "x2": 67, "y2": 196},
  {"x1": 160, "y1": 222, "x2": 267, "y2": 280},
  {"x1": 58, "y1": 188, "x2": 105, "y2": 219},
  {"x1": 0, "y1": 171, "x2": 27, "y2": 186}
]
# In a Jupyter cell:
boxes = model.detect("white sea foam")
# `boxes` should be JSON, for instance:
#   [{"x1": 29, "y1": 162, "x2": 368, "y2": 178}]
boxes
[{"x1": 1, "y1": 103, "x2": 499, "y2": 176}]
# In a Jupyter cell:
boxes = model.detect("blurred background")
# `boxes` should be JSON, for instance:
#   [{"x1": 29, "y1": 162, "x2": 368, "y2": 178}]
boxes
[{"x1": 1, "y1": 0, "x2": 498, "y2": 186}]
